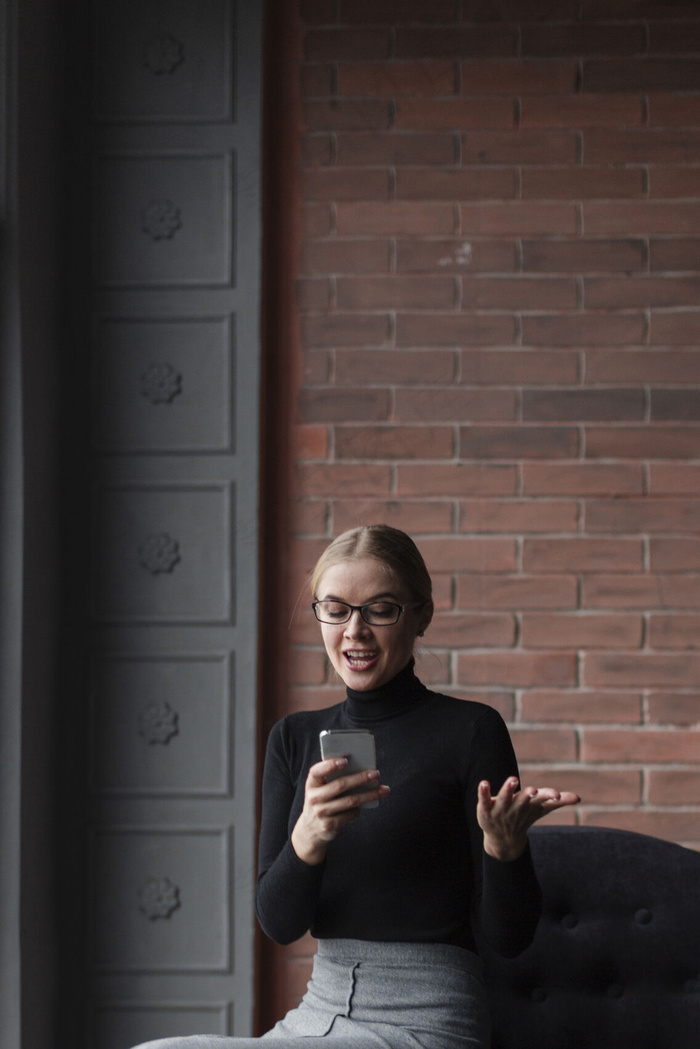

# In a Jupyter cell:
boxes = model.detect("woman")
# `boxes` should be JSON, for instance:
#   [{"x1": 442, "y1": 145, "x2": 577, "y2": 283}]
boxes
[{"x1": 135, "y1": 525, "x2": 579, "y2": 1049}]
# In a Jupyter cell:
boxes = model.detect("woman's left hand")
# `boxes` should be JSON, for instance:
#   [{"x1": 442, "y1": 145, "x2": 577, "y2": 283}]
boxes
[{"x1": 477, "y1": 777, "x2": 581, "y2": 862}]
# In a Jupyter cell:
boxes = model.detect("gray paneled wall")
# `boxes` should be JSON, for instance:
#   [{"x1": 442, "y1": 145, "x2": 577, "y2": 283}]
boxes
[{"x1": 86, "y1": 2, "x2": 262, "y2": 1046}]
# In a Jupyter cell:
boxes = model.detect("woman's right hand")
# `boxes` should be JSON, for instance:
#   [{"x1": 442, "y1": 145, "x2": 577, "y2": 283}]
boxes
[{"x1": 290, "y1": 757, "x2": 389, "y2": 866}]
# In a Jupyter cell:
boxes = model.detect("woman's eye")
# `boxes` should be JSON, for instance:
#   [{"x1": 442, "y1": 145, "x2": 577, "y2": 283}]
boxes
[
  {"x1": 368, "y1": 603, "x2": 394, "y2": 618},
  {"x1": 325, "y1": 603, "x2": 348, "y2": 618}
]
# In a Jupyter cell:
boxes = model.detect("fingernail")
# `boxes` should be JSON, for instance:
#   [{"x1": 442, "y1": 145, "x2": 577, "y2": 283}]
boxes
[
  {"x1": 378, "y1": 785, "x2": 390, "y2": 796},
  {"x1": 334, "y1": 758, "x2": 348, "y2": 768},
  {"x1": 368, "y1": 769, "x2": 380, "y2": 780}
]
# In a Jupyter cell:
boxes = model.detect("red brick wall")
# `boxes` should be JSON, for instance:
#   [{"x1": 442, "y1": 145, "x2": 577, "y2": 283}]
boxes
[{"x1": 261, "y1": 0, "x2": 700, "y2": 1025}]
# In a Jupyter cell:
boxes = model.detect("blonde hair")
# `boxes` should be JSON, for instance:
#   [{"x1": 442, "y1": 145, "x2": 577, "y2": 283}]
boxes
[{"x1": 311, "y1": 525, "x2": 432, "y2": 604}]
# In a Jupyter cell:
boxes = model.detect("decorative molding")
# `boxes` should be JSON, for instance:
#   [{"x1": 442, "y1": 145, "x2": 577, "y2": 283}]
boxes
[
  {"x1": 138, "y1": 533, "x2": 181, "y2": 574},
  {"x1": 141, "y1": 199, "x2": 182, "y2": 241},
  {"x1": 138, "y1": 876, "x2": 181, "y2": 920},
  {"x1": 143, "y1": 34, "x2": 184, "y2": 76},
  {"x1": 140, "y1": 361, "x2": 183, "y2": 404},
  {"x1": 138, "y1": 700, "x2": 179, "y2": 745}
]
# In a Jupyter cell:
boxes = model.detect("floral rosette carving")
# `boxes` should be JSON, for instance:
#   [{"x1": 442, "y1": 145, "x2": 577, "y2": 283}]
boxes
[
  {"x1": 141, "y1": 362, "x2": 183, "y2": 405},
  {"x1": 138, "y1": 876, "x2": 181, "y2": 920},
  {"x1": 143, "y1": 34, "x2": 184, "y2": 75},
  {"x1": 139, "y1": 533, "x2": 181, "y2": 575},
  {"x1": 141, "y1": 199, "x2": 182, "y2": 241},
  {"x1": 139, "y1": 700, "x2": 179, "y2": 745}
]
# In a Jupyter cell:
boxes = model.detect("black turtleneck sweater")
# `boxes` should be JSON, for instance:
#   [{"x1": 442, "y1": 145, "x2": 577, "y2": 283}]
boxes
[{"x1": 255, "y1": 663, "x2": 542, "y2": 958}]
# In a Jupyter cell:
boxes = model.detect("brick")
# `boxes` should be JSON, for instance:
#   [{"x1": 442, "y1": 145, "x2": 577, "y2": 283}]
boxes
[
  {"x1": 586, "y1": 427, "x2": 700, "y2": 461},
  {"x1": 461, "y1": 130, "x2": 578, "y2": 166},
  {"x1": 521, "y1": 167, "x2": 644, "y2": 200},
  {"x1": 521, "y1": 23, "x2": 646, "y2": 57},
  {"x1": 338, "y1": 0, "x2": 460, "y2": 23},
  {"x1": 395, "y1": 388, "x2": 516, "y2": 422},
  {"x1": 396, "y1": 313, "x2": 516, "y2": 347},
  {"x1": 649, "y1": 614, "x2": 700, "y2": 650},
  {"x1": 522, "y1": 388, "x2": 643, "y2": 422},
  {"x1": 522, "y1": 95, "x2": 643, "y2": 128},
  {"x1": 650, "y1": 539, "x2": 700, "y2": 571},
  {"x1": 519, "y1": 766, "x2": 642, "y2": 805},
  {"x1": 581, "y1": 726, "x2": 700, "y2": 761},
  {"x1": 584, "y1": 654, "x2": 700, "y2": 690},
  {"x1": 296, "y1": 425, "x2": 328, "y2": 459},
  {"x1": 582, "y1": 574, "x2": 700, "y2": 609},
  {"x1": 304, "y1": 29, "x2": 391, "y2": 61},
  {"x1": 522, "y1": 313, "x2": 645, "y2": 346},
  {"x1": 301, "y1": 239, "x2": 391, "y2": 275},
  {"x1": 300, "y1": 134, "x2": 334, "y2": 166},
  {"x1": 462, "y1": 0, "x2": 579, "y2": 18},
  {"x1": 414, "y1": 649, "x2": 452, "y2": 685},
  {"x1": 523, "y1": 463, "x2": 644, "y2": 496},
  {"x1": 460, "y1": 425, "x2": 579, "y2": 460},
  {"x1": 521, "y1": 613, "x2": 643, "y2": 650},
  {"x1": 647, "y1": 93, "x2": 700, "y2": 127},
  {"x1": 456, "y1": 574, "x2": 577, "y2": 610},
  {"x1": 303, "y1": 100, "x2": 392, "y2": 131},
  {"x1": 303, "y1": 203, "x2": 332, "y2": 236},
  {"x1": 584, "y1": 128, "x2": 700, "y2": 165},
  {"x1": 650, "y1": 240, "x2": 700, "y2": 273},
  {"x1": 649, "y1": 466, "x2": 700, "y2": 496},
  {"x1": 461, "y1": 350, "x2": 580, "y2": 385},
  {"x1": 418, "y1": 536, "x2": 516, "y2": 573},
  {"x1": 298, "y1": 387, "x2": 390, "y2": 423},
  {"x1": 396, "y1": 98, "x2": 514, "y2": 131},
  {"x1": 648, "y1": 771, "x2": 700, "y2": 806},
  {"x1": 649, "y1": 20, "x2": 700, "y2": 54},
  {"x1": 291, "y1": 499, "x2": 328, "y2": 536},
  {"x1": 461, "y1": 60, "x2": 578, "y2": 95},
  {"x1": 301, "y1": 0, "x2": 335, "y2": 24},
  {"x1": 509, "y1": 728, "x2": 578, "y2": 762},
  {"x1": 301, "y1": 64, "x2": 334, "y2": 98},
  {"x1": 296, "y1": 277, "x2": 332, "y2": 311},
  {"x1": 585, "y1": 277, "x2": 700, "y2": 308},
  {"x1": 396, "y1": 25, "x2": 518, "y2": 58},
  {"x1": 303, "y1": 350, "x2": 330, "y2": 383},
  {"x1": 336, "y1": 132, "x2": 456, "y2": 166},
  {"x1": 395, "y1": 168, "x2": 517, "y2": 200},
  {"x1": 457, "y1": 652, "x2": 577, "y2": 688},
  {"x1": 296, "y1": 463, "x2": 392, "y2": 497},
  {"x1": 335, "y1": 276, "x2": 456, "y2": 309},
  {"x1": 460, "y1": 203, "x2": 577, "y2": 236},
  {"x1": 586, "y1": 350, "x2": 700, "y2": 384},
  {"x1": 524, "y1": 539, "x2": 643, "y2": 573},
  {"x1": 301, "y1": 169, "x2": 390, "y2": 202},
  {"x1": 430, "y1": 575, "x2": 453, "y2": 612},
  {"x1": 647, "y1": 694, "x2": 700, "y2": 725},
  {"x1": 335, "y1": 349, "x2": 456, "y2": 385},
  {"x1": 335, "y1": 425, "x2": 453, "y2": 460},
  {"x1": 337, "y1": 61, "x2": 456, "y2": 98},
  {"x1": 459, "y1": 499, "x2": 578, "y2": 533},
  {"x1": 449, "y1": 692, "x2": 515, "y2": 720},
  {"x1": 580, "y1": 810, "x2": 700, "y2": 845},
  {"x1": 336, "y1": 203, "x2": 455, "y2": 235},
  {"x1": 585, "y1": 203, "x2": 700, "y2": 236},
  {"x1": 397, "y1": 239, "x2": 517, "y2": 274},
  {"x1": 522, "y1": 239, "x2": 645, "y2": 274},
  {"x1": 331, "y1": 499, "x2": 453, "y2": 535},
  {"x1": 427, "y1": 612, "x2": 515, "y2": 647},
  {"x1": 583, "y1": 58, "x2": 700, "y2": 92},
  {"x1": 290, "y1": 646, "x2": 328, "y2": 685},
  {"x1": 520, "y1": 691, "x2": 642, "y2": 724},
  {"x1": 650, "y1": 312, "x2": 700, "y2": 345},
  {"x1": 397, "y1": 463, "x2": 517, "y2": 497},
  {"x1": 649, "y1": 168, "x2": 700, "y2": 200},
  {"x1": 301, "y1": 313, "x2": 390, "y2": 347},
  {"x1": 587, "y1": 499, "x2": 700, "y2": 534},
  {"x1": 462, "y1": 277, "x2": 577, "y2": 310}
]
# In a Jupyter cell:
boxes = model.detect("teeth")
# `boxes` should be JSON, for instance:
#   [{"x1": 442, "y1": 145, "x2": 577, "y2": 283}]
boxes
[{"x1": 345, "y1": 652, "x2": 375, "y2": 663}]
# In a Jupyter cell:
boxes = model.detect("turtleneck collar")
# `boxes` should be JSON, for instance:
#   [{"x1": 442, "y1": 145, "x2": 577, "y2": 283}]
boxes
[{"x1": 343, "y1": 660, "x2": 430, "y2": 724}]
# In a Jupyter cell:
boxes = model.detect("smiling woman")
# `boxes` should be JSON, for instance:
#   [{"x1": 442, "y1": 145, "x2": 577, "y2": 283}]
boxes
[{"x1": 133, "y1": 525, "x2": 579, "y2": 1049}]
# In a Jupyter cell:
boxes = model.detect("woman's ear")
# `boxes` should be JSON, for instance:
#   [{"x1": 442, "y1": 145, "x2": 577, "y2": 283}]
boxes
[{"x1": 417, "y1": 600, "x2": 434, "y2": 637}]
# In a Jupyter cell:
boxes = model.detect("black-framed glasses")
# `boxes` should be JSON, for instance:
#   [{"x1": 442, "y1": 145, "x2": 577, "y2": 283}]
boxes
[{"x1": 312, "y1": 600, "x2": 425, "y2": 626}]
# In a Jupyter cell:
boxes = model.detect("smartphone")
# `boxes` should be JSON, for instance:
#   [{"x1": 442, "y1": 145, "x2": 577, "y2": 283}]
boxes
[{"x1": 319, "y1": 729, "x2": 378, "y2": 809}]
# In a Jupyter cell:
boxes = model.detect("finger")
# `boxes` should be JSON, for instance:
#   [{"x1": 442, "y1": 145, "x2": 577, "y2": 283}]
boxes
[{"x1": 308, "y1": 756, "x2": 348, "y2": 786}]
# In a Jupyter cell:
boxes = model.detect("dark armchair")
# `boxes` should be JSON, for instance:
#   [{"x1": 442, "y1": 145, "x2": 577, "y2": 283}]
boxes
[{"x1": 482, "y1": 826, "x2": 700, "y2": 1049}]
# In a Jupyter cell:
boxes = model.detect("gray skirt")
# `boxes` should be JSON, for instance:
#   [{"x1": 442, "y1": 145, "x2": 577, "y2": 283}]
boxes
[{"x1": 132, "y1": 939, "x2": 491, "y2": 1049}]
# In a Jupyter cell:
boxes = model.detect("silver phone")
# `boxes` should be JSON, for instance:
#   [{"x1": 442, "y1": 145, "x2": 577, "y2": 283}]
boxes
[{"x1": 319, "y1": 729, "x2": 378, "y2": 809}]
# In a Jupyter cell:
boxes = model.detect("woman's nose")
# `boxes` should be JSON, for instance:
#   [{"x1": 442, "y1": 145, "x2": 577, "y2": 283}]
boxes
[{"x1": 344, "y1": 609, "x2": 371, "y2": 637}]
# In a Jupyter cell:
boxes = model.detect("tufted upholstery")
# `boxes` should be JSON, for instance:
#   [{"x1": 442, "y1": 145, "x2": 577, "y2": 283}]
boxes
[{"x1": 481, "y1": 826, "x2": 700, "y2": 1049}]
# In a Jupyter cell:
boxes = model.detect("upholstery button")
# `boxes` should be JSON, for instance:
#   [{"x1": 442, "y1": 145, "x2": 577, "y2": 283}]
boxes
[
  {"x1": 607, "y1": 984, "x2": 623, "y2": 999},
  {"x1": 561, "y1": 913, "x2": 578, "y2": 929},
  {"x1": 531, "y1": 988, "x2": 547, "y2": 1002},
  {"x1": 634, "y1": 908, "x2": 652, "y2": 925}
]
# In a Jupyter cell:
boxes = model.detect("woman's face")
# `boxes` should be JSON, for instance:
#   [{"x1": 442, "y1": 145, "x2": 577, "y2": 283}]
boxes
[{"x1": 315, "y1": 557, "x2": 432, "y2": 692}]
